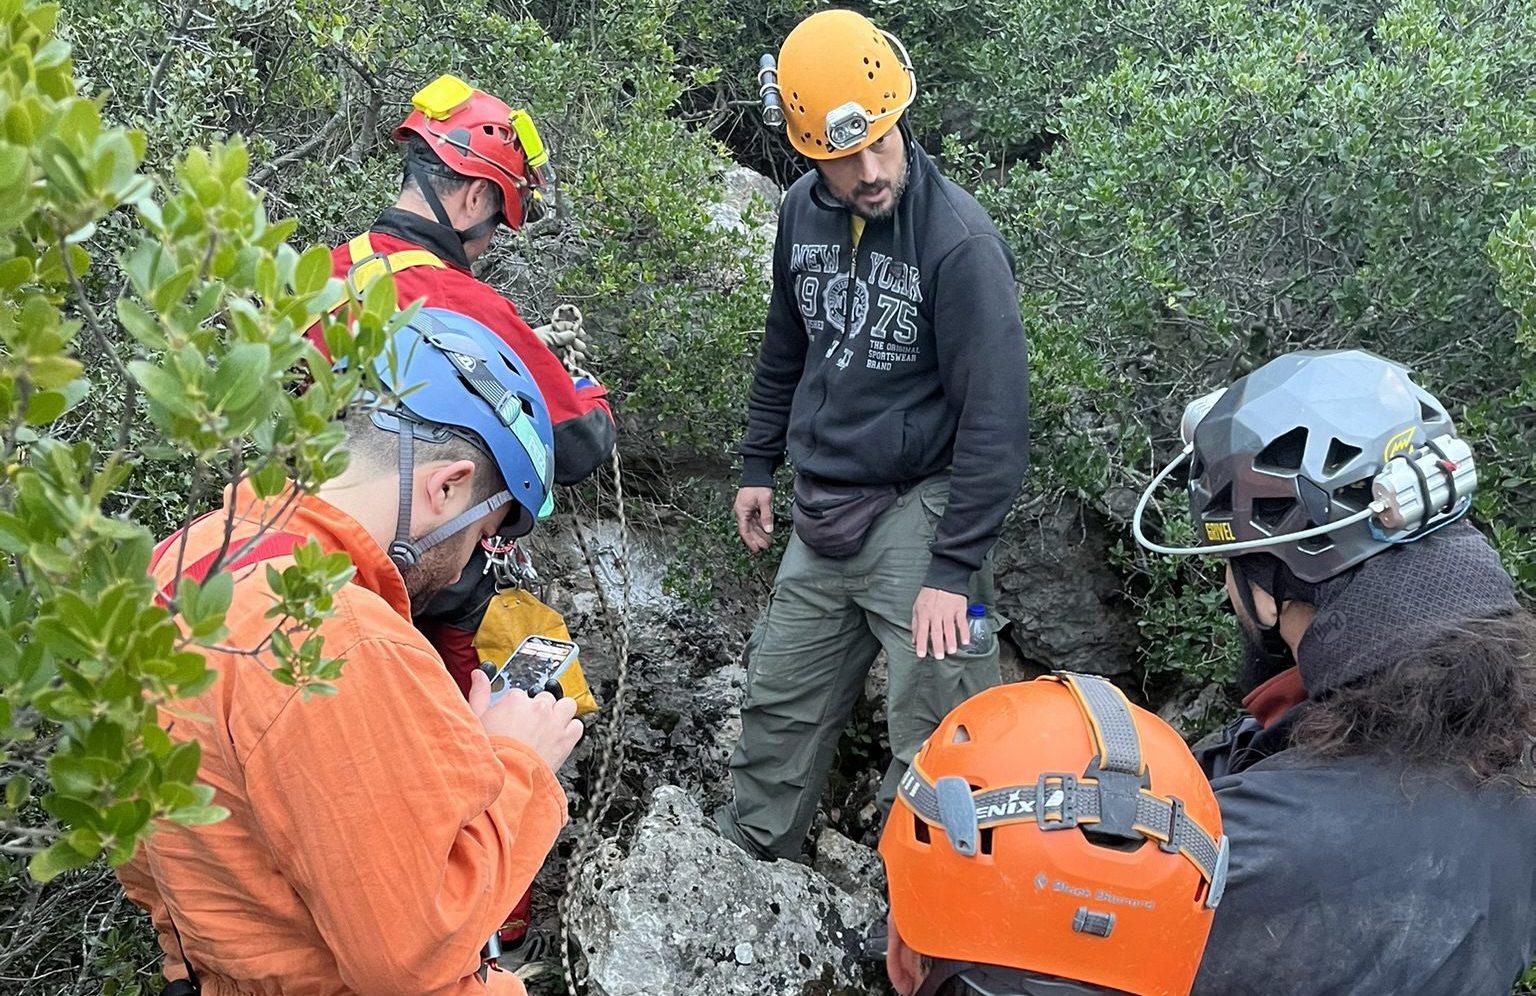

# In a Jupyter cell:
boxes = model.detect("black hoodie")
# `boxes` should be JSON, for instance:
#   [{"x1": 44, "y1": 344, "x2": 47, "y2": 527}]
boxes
[{"x1": 739, "y1": 137, "x2": 1030, "y2": 593}]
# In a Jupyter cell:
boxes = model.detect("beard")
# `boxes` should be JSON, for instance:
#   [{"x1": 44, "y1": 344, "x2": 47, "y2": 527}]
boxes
[
  {"x1": 832, "y1": 159, "x2": 909, "y2": 221},
  {"x1": 402, "y1": 539, "x2": 471, "y2": 614}
]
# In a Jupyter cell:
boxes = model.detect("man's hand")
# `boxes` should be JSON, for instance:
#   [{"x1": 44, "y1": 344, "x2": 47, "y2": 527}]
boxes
[
  {"x1": 912, "y1": 586, "x2": 969, "y2": 660},
  {"x1": 733, "y1": 486, "x2": 775, "y2": 552},
  {"x1": 468, "y1": 669, "x2": 584, "y2": 771}
]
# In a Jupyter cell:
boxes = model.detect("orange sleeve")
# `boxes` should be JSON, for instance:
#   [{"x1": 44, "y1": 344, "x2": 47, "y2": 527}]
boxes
[
  {"x1": 115, "y1": 851, "x2": 191, "y2": 984},
  {"x1": 241, "y1": 636, "x2": 567, "y2": 996}
]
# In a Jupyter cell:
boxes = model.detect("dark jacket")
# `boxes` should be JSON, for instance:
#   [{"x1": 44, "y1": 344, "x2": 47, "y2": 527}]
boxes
[
  {"x1": 739, "y1": 138, "x2": 1030, "y2": 593},
  {"x1": 1193, "y1": 720, "x2": 1536, "y2": 995}
]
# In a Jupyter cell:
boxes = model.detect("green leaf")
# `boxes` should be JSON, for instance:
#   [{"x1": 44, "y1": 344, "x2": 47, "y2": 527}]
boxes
[
  {"x1": 24, "y1": 389, "x2": 68, "y2": 425},
  {"x1": 166, "y1": 803, "x2": 229, "y2": 827},
  {"x1": 0, "y1": 141, "x2": 28, "y2": 187},
  {"x1": 115, "y1": 298, "x2": 164, "y2": 348},
  {"x1": 294, "y1": 244, "x2": 333, "y2": 296},
  {"x1": 6, "y1": 775, "x2": 31, "y2": 809},
  {"x1": 162, "y1": 740, "x2": 202, "y2": 786},
  {"x1": 29, "y1": 840, "x2": 94, "y2": 882},
  {"x1": 42, "y1": 792, "x2": 98, "y2": 829},
  {"x1": 209, "y1": 342, "x2": 271, "y2": 418}
]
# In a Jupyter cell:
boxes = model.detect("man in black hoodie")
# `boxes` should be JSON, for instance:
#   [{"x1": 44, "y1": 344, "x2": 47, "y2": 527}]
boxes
[{"x1": 714, "y1": 9, "x2": 1031, "y2": 861}]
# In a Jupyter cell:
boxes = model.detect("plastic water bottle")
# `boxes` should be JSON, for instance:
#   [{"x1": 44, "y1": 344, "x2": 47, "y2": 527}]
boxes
[{"x1": 959, "y1": 603, "x2": 994, "y2": 657}]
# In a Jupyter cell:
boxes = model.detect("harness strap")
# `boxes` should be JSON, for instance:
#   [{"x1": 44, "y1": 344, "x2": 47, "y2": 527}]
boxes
[
  {"x1": 345, "y1": 232, "x2": 446, "y2": 294},
  {"x1": 150, "y1": 516, "x2": 307, "y2": 608}
]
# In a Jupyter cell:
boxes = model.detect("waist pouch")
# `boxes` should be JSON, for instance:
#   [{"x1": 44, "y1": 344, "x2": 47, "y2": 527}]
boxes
[{"x1": 791, "y1": 475, "x2": 899, "y2": 559}]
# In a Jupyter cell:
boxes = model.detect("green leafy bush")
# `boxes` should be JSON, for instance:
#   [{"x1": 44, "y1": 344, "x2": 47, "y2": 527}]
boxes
[
  {"x1": 0, "y1": 1, "x2": 406, "y2": 983},
  {"x1": 973, "y1": 0, "x2": 1536, "y2": 677}
]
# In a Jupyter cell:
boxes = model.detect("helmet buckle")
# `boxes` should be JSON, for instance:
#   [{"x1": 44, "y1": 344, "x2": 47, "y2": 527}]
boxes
[
  {"x1": 1083, "y1": 758, "x2": 1146, "y2": 843},
  {"x1": 1158, "y1": 796, "x2": 1186, "y2": 854},
  {"x1": 1035, "y1": 773, "x2": 1079, "y2": 830}
]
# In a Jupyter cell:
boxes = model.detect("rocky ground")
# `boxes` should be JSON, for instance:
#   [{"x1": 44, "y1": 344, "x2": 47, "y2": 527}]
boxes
[{"x1": 513, "y1": 482, "x2": 1216, "y2": 994}]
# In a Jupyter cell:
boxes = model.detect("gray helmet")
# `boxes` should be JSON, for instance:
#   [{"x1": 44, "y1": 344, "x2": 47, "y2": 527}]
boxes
[{"x1": 1188, "y1": 349, "x2": 1456, "y2": 583}]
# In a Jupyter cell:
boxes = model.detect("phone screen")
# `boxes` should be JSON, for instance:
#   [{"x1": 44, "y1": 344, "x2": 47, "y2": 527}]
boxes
[{"x1": 487, "y1": 636, "x2": 578, "y2": 704}]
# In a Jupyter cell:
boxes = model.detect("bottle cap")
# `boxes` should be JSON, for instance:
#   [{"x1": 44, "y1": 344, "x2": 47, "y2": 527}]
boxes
[{"x1": 967, "y1": 603, "x2": 986, "y2": 618}]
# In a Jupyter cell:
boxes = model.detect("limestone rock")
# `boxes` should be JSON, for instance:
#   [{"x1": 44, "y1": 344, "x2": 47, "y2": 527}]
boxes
[{"x1": 567, "y1": 786, "x2": 883, "y2": 996}]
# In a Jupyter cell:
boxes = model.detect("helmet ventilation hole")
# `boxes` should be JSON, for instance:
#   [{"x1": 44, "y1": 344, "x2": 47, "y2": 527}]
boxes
[
  {"x1": 1205, "y1": 482, "x2": 1232, "y2": 515},
  {"x1": 1420, "y1": 400, "x2": 1443, "y2": 422},
  {"x1": 1337, "y1": 479, "x2": 1373, "y2": 511},
  {"x1": 979, "y1": 828, "x2": 994, "y2": 855},
  {"x1": 863, "y1": 56, "x2": 870, "y2": 64},
  {"x1": 792, "y1": 90, "x2": 799, "y2": 99},
  {"x1": 951, "y1": 724, "x2": 971, "y2": 744},
  {"x1": 1251, "y1": 496, "x2": 1295, "y2": 533},
  {"x1": 1254, "y1": 426, "x2": 1308, "y2": 471},
  {"x1": 913, "y1": 818, "x2": 931, "y2": 844},
  {"x1": 867, "y1": 71, "x2": 875, "y2": 80},
  {"x1": 1323, "y1": 438, "x2": 1362, "y2": 475}
]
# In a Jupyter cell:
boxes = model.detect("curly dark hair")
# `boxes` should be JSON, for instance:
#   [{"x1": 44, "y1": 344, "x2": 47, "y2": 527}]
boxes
[{"x1": 1290, "y1": 610, "x2": 1536, "y2": 785}]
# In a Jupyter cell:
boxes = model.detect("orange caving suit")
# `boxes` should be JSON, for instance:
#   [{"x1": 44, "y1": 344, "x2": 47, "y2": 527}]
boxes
[{"x1": 118, "y1": 483, "x2": 567, "y2": 995}]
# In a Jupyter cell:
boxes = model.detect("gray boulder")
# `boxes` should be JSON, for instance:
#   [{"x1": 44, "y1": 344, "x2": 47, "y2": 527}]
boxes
[
  {"x1": 995, "y1": 497, "x2": 1140, "y2": 678},
  {"x1": 567, "y1": 786, "x2": 884, "y2": 996}
]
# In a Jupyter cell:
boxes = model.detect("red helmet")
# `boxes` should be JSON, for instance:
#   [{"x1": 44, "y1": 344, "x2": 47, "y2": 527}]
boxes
[
  {"x1": 394, "y1": 74, "x2": 552, "y2": 230},
  {"x1": 880, "y1": 673, "x2": 1228, "y2": 996}
]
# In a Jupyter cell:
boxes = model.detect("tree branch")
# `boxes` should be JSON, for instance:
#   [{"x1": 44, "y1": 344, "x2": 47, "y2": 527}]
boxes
[{"x1": 143, "y1": 0, "x2": 197, "y2": 117}]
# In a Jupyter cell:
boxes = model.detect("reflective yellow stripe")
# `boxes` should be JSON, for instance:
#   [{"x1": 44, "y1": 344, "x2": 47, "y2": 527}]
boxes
[{"x1": 345, "y1": 232, "x2": 446, "y2": 293}]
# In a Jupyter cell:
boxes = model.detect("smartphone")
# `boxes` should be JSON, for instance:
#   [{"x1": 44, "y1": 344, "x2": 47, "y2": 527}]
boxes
[{"x1": 484, "y1": 635, "x2": 579, "y2": 705}]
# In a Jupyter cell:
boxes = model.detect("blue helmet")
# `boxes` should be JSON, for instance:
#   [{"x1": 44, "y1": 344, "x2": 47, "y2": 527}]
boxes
[{"x1": 367, "y1": 308, "x2": 555, "y2": 568}]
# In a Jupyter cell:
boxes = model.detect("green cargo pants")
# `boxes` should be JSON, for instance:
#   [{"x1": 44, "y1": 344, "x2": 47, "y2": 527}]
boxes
[{"x1": 714, "y1": 475, "x2": 1001, "y2": 860}]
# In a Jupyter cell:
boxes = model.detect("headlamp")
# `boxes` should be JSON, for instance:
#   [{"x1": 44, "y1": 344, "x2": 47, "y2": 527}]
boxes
[
  {"x1": 824, "y1": 102, "x2": 871, "y2": 151},
  {"x1": 508, "y1": 108, "x2": 554, "y2": 224}
]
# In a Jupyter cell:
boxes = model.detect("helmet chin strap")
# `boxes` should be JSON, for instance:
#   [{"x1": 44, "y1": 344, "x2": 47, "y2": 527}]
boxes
[
  {"x1": 406, "y1": 159, "x2": 502, "y2": 251},
  {"x1": 1230, "y1": 558, "x2": 1299, "y2": 691},
  {"x1": 375, "y1": 411, "x2": 514, "y2": 571}
]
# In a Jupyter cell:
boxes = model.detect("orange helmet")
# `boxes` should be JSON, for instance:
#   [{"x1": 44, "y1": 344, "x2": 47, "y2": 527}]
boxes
[
  {"x1": 772, "y1": 10, "x2": 916, "y2": 160},
  {"x1": 394, "y1": 74, "x2": 553, "y2": 231},
  {"x1": 880, "y1": 674, "x2": 1228, "y2": 996}
]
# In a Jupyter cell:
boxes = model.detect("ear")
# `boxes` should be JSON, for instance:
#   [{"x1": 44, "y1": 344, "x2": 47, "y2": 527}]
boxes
[
  {"x1": 467, "y1": 177, "x2": 497, "y2": 215},
  {"x1": 886, "y1": 915, "x2": 926, "y2": 996},
  {"x1": 418, "y1": 459, "x2": 478, "y2": 519}
]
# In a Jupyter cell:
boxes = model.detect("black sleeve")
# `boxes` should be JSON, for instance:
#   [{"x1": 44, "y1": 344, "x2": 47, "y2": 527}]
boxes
[
  {"x1": 738, "y1": 219, "x2": 807, "y2": 487},
  {"x1": 552, "y1": 407, "x2": 617, "y2": 486},
  {"x1": 923, "y1": 234, "x2": 1031, "y2": 593}
]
